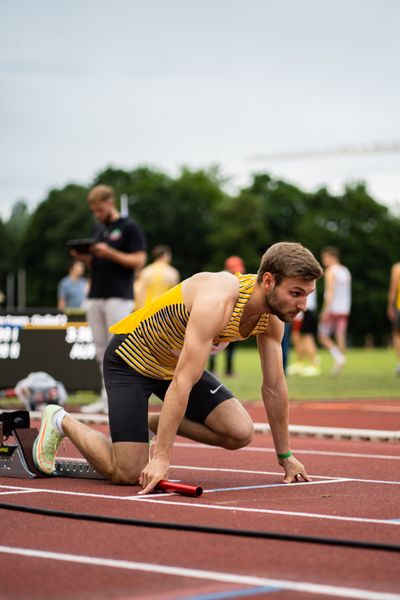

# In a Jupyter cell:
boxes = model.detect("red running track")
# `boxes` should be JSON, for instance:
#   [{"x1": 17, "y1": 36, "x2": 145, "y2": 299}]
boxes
[
  {"x1": 0, "y1": 402, "x2": 399, "y2": 600},
  {"x1": 249, "y1": 399, "x2": 400, "y2": 430}
]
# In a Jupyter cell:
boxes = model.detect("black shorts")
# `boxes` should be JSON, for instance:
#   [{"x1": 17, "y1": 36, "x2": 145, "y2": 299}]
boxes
[
  {"x1": 301, "y1": 309, "x2": 318, "y2": 335},
  {"x1": 103, "y1": 335, "x2": 234, "y2": 443}
]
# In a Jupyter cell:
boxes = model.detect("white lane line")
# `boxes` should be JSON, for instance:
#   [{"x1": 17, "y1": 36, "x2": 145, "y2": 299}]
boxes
[
  {"x1": 42, "y1": 456, "x2": 400, "y2": 486},
  {"x1": 0, "y1": 545, "x2": 398, "y2": 600},
  {"x1": 128, "y1": 497, "x2": 400, "y2": 526},
  {"x1": 174, "y1": 442, "x2": 400, "y2": 460},
  {"x1": 203, "y1": 479, "x2": 349, "y2": 494},
  {"x1": 172, "y1": 465, "x2": 400, "y2": 486},
  {"x1": 0, "y1": 483, "x2": 398, "y2": 526},
  {"x1": 0, "y1": 490, "x2": 41, "y2": 496},
  {"x1": 0, "y1": 484, "x2": 140, "y2": 501}
]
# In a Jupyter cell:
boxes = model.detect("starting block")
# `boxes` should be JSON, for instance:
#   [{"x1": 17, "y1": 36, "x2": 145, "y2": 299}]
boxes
[
  {"x1": 0, "y1": 411, "x2": 203, "y2": 496},
  {"x1": 0, "y1": 410, "x2": 105, "y2": 480}
]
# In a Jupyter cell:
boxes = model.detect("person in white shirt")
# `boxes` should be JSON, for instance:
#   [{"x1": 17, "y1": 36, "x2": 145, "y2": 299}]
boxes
[{"x1": 318, "y1": 247, "x2": 351, "y2": 375}]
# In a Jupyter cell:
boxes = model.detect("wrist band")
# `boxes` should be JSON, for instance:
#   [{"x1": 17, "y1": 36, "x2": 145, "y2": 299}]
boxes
[{"x1": 277, "y1": 451, "x2": 292, "y2": 459}]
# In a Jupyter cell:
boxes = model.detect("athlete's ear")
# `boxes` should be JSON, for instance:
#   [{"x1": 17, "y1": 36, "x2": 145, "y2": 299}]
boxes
[{"x1": 262, "y1": 272, "x2": 275, "y2": 290}]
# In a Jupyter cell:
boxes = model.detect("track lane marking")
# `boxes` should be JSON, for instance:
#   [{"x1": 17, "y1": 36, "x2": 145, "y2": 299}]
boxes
[
  {"x1": 125, "y1": 497, "x2": 400, "y2": 526},
  {"x1": 203, "y1": 479, "x2": 349, "y2": 493},
  {"x1": 174, "y1": 442, "x2": 400, "y2": 460},
  {"x1": 182, "y1": 586, "x2": 279, "y2": 599},
  {"x1": 37, "y1": 456, "x2": 400, "y2": 485},
  {"x1": 0, "y1": 490, "x2": 41, "y2": 496},
  {"x1": 0, "y1": 484, "x2": 143, "y2": 501},
  {"x1": 172, "y1": 465, "x2": 400, "y2": 486},
  {"x1": 0, "y1": 483, "x2": 398, "y2": 526},
  {"x1": 0, "y1": 544, "x2": 397, "y2": 600}
]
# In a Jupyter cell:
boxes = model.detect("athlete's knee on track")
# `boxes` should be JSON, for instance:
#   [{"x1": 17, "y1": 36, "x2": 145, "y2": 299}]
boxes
[
  {"x1": 110, "y1": 448, "x2": 147, "y2": 485},
  {"x1": 222, "y1": 419, "x2": 254, "y2": 450},
  {"x1": 111, "y1": 464, "x2": 142, "y2": 485}
]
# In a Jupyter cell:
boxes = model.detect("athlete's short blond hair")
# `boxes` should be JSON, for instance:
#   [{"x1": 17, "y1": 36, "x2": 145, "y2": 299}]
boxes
[{"x1": 257, "y1": 242, "x2": 323, "y2": 285}]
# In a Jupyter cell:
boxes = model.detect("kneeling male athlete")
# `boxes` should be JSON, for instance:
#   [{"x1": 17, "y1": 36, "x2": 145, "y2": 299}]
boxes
[{"x1": 33, "y1": 242, "x2": 323, "y2": 494}]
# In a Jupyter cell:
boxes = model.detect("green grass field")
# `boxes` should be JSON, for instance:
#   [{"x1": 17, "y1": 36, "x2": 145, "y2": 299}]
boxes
[{"x1": 211, "y1": 346, "x2": 400, "y2": 402}]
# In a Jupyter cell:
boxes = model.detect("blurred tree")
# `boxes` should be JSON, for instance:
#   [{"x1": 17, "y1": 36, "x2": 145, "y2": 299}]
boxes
[
  {"x1": 207, "y1": 189, "x2": 268, "y2": 272},
  {"x1": 7, "y1": 200, "x2": 30, "y2": 242},
  {"x1": 94, "y1": 165, "x2": 227, "y2": 277},
  {"x1": 20, "y1": 184, "x2": 91, "y2": 306},
  {"x1": 0, "y1": 218, "x2": 13, "y2": 303},
  {"x1": 244, "y1": 174, "x2": 309, "y2": 246},
  {"x1": 10, "y1": 165, "x2": 400, "y2": 346},
  {"x1": 162, "y1": 167, "x2": 227, "y2": 276}
]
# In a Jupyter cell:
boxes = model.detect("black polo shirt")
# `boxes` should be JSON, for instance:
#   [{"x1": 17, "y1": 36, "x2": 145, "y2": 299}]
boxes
[{"x1": 89, "y1": 217, "x2": 146, "y2": 300}]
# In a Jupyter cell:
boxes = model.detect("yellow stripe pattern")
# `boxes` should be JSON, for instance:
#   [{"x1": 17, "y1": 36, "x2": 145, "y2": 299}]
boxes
[{"x1": 110, "y1": 274, "x2": 270, "y2": 380}]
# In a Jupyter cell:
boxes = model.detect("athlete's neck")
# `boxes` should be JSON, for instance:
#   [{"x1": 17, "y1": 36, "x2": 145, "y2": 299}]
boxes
[{"x1": 243, "y1": 282, "x2": 269, "y2": 317}]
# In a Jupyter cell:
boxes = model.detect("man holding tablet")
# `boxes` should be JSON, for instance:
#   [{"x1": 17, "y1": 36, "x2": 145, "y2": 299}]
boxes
[{"x1": 73, "y1": 184, "x2": 147, "y2": 413}]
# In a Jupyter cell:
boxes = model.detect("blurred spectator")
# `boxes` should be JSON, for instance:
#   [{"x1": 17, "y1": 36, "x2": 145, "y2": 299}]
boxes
[
  {"x1": 209, "y1": 256, "x2": 245, "y2": 376},
  {"x1": 74, "y1": 184, "x2": 147, "y2": 413},
  {"x1": 318, "y1": 247, "x2": 351, "y2": 375},
  {"x1": 15, "y1": 371, "x2": 67, "y2": 411},
  {"x1": 135, "y1": 245, "x2": 180, "y2": 309},
  {"x1": 387, "y1": 261, "x2": 400, "y2": 376},
  {"x1": 287, "y1": 288, "x2": 320, "y2": 376},
  {"x1": 281, "y1": 322, "x2": 292, "y2": 375},
  {"x1": 57, "y1": 259, "x2": 88, "y2": 311},
  {"x1": 224, "y1": 255, "x2": 245, "y2": 276}
]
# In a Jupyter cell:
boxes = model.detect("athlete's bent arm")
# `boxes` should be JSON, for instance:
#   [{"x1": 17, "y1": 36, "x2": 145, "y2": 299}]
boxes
[
  {"x1": 139, "y1": 283, "x2": 236, "y2": 495},
  {"x1": 257, "y1": 318, "x2": 310, "y2": 483}
]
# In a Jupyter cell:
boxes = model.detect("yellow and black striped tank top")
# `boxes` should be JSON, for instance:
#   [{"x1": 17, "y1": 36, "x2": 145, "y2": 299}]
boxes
[{"x1": 109, "y1": 273, "x2": 270, "y2": 380}]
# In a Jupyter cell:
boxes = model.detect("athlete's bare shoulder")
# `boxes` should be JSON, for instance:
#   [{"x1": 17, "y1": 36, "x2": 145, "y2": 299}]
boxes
[
  {"x1": 391, "y1": 262, "x2": 400, "y2": 282},
  {"x1": 393, "y1": 262, "x2": 400, "y2": 273},
  {"x1": 182, "y1": 271, "x2": 239, "y2": 312}
]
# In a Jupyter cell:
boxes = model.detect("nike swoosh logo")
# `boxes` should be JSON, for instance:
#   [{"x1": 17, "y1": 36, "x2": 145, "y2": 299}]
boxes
[{"x1": 210, "y1": 384, "x2": 223, "y2": 395}]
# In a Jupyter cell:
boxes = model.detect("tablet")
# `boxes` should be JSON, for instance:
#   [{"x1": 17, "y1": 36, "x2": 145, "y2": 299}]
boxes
[{"x1": 67, "y1": 238, "x2": 95, "y2": 254}]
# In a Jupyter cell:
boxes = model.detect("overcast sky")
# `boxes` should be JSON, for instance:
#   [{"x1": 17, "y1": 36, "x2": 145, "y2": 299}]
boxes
[{"x1": 1, "y1": 0, "x2": 399, "y2": 220}]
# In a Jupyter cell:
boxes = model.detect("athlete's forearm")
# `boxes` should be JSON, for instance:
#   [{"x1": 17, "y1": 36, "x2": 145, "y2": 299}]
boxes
[
  {"x1": 262, "y1": 384, "x2": 290, "y2": 455},
  {"x1": 153, "y1": 380, "x2": 190, "y2": 460}
]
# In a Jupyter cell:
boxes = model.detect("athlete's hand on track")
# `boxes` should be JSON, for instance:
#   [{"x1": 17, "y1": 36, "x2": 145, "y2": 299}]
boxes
[
  {"x1": 138, "y1": 457, "x2": 169, "y2": 495},
  {"x1": 279, "y1": 455, "x2": 311, "y2": 483}
]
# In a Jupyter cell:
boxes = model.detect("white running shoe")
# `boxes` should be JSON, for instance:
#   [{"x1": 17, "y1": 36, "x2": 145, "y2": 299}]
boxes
[
  {"x1": 331, "y1": 356, "x2": 346, "y2": 375},
  {"x1": 300, "y1": 365, "x2": 321, "y2": 377},
  {"x1": 33, "y1": 404, "x2": 64, "y2": 474},
  {"x1": 286, "y1": 362, "x2": 303, "y2": 376}
]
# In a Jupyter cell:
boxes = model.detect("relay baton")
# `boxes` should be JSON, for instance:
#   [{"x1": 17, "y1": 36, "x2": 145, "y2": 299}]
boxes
[{"x1": 155, "y1": 480, "x2": 203, "y2": 497}]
